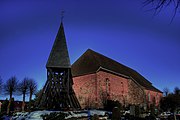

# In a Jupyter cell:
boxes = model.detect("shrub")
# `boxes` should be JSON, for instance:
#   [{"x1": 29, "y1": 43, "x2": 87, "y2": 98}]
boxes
[
  {"x1": 41, "y1": 112, "x2": 66, "y2": 120},
  {"x1": 104, "y1": 100, "x2": 122, "y2": 111},
  {"x1": 1, "y1": 99, "x2": 9, "y2": 113}
]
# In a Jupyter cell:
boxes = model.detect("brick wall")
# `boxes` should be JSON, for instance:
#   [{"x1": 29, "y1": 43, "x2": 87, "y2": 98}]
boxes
[
  {"x1": 73, "y1": 70, "x2": 130, "y2": 108},
  {"x1": 145, "y1": 89, "x2": 163, "y2": 107},
  {"x1": 127, "y1": 79, "x2": 145, "y2": 105},
  {"x1": 73, "y1": 73, "x2": 97, "y2": 108},
  {"x1": 96, "y1": 70, "x2": 129, "y2": 107},
  {"x1": 73, "y1": 70, "x2": 162, "y2": 109}
]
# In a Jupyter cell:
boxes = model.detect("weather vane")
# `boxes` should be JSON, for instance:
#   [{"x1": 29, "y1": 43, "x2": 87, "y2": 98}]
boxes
[{"x1": 61, "y1": 10, "x2": 65, "y2": 21}]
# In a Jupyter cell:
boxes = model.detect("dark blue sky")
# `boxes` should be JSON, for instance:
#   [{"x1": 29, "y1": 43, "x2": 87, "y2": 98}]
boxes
[{"x1": 0, "y1": 0, "x2": 180, "y2": 100}]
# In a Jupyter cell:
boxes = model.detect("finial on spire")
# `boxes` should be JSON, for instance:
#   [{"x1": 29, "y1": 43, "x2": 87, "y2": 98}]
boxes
[{"x1": 61, "y1": 10, "x2": 65, "y2": 21}]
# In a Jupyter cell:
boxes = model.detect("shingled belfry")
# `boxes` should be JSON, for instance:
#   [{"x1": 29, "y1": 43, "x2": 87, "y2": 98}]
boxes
[{"x1": 38, "y1": 22, "x2": 81, "y2": 110}]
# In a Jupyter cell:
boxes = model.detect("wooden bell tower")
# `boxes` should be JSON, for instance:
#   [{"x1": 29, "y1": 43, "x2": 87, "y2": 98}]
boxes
[{"x1": 37, "y1": 22, "x2": 81, "y2": 110}]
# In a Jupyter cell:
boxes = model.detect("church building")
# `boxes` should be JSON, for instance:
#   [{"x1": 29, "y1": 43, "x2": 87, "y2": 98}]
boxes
[{"x1": 72, "y1": 49, "x2": 163, "y2": 109}]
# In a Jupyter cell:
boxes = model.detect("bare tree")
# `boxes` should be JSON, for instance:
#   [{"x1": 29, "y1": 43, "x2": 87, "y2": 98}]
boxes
[
  {"x1": 174, "y1": 86, "x2": 180, "y2": 95},
  {"x1": 163, "y1": 87, "x2": 170, "y2": 96},
  {"x1": 18, "y1": 77, "x2": 30, "y2": 112},
  {"x1": 4, "y1": 76, "x2": 18, "y2": 114},
  {"x1": 143, "y1": 0, "x2": 180, "y2": 23},
  {"x1": 28, "y1": 79, "x2": 37, "y2": 102}
]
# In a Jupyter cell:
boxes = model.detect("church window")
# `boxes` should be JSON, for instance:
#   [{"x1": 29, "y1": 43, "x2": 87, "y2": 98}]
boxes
[
  {"x1": 156, "y1": 94, "x2": 159, "y2": 103},
  {"x1": 121, "y1": 82, "x2": 124, "y2": 94},
  {"x1": 105, "y1": 78, "x2": 110, "y2": 96}
]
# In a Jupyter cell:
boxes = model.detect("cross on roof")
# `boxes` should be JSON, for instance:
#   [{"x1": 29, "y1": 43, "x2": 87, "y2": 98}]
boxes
[{"x1": 61, "y1": 10, "x2": 65, "y2": 21}]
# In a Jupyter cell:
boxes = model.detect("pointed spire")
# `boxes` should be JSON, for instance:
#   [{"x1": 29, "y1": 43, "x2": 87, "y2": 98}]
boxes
[{"x1": 46, "y1": 22, "x2": 71, "y2": 68}]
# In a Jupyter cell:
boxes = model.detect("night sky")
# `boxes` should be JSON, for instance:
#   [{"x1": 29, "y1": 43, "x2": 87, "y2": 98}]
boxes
[{"x1": 0, "y1": 0, "x2": 180, "y2": 100}]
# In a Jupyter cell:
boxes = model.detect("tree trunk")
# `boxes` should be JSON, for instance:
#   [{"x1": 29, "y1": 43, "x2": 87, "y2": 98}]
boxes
[
  {"x1": 28, "y1": 92, "x2": 33, "y2": 111},
  {"x1": 7, "y1": 93, "x2": 12, "y2": 115},
  {"x1": 22, "y1": 92, "x2": 26, "y2": 112},
  {"x1": 29, "y1": 92, "x2": 32, "y2": 102}
]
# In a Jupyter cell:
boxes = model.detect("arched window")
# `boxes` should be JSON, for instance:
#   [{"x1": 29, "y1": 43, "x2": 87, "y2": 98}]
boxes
[
  {"x1": 156, "y1": 93, "x2": 159, "y2": 103},
  {"x1": 105, "y1": 78, "x2": 110, "y2": 96},
  {"x1": 121, "y1": 82, "x2": 124, "y2": 94}
]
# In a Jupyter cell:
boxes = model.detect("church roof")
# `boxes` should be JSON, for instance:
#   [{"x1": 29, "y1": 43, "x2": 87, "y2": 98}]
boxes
[
  {"x1": 72, "y1": 49, "x2": 162, "y2": 93},
  {"x1": 46, "y1": 22, "x2": 71, "y2": 68}
]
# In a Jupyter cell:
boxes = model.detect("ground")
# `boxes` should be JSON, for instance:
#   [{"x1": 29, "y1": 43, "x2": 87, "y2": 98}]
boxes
[{"x1": 2, "y1": 110, "x2": 109, "y2": 120}]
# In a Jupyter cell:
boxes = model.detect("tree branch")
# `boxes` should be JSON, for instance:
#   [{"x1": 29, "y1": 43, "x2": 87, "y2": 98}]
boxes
[{"x1": 143, "y1": 0, "x2": 180, "y2": 23}]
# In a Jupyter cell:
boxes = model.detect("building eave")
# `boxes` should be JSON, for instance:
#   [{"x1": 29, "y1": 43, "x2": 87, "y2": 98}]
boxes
[{"x1": 96, "y1": 66, "x2": 130, "y2": 79}]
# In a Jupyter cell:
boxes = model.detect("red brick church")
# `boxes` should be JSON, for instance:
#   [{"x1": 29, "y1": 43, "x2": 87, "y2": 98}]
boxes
[{"x1": 72, "y1": 49, "x2": 163, "y2": 109}]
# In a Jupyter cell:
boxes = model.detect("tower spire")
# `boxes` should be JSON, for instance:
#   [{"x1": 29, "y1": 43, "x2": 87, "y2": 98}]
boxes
[
  {"x1": 38, "y1": 19, "x2": 81, "y2": 110},
  {"x1": 46, "y1": 19, "x2": 70, "y2": 68}
]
